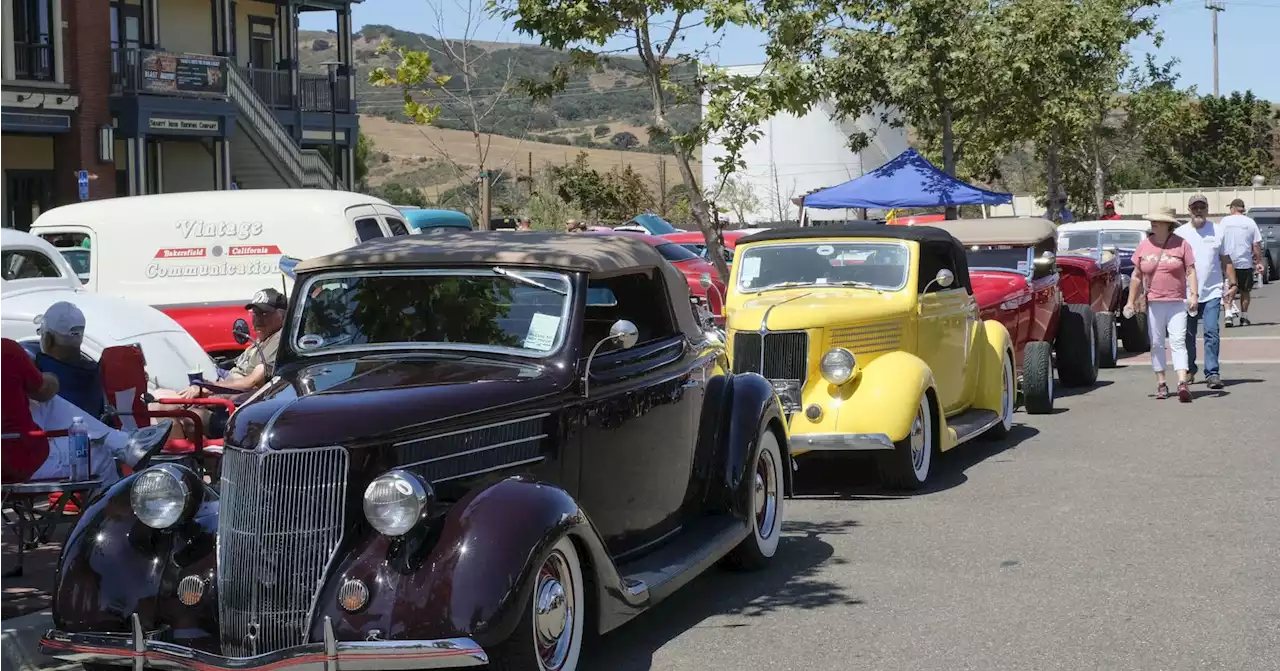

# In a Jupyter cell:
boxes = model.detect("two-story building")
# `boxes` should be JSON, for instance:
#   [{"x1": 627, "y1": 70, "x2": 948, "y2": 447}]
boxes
[{"x1": 2, "y1": 0, "x2": 362, "y2": 230}]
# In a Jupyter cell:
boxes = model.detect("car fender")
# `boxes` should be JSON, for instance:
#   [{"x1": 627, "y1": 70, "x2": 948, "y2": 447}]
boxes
[
  {"x1": 715, "y1": 372, "x2": 788, "y2": 515},
  {"x1": 795, "y1": 350, "x2": 934, "y2": 446},
  {"x1": 50, "y1": 469, "x2": 220, "y2": 641},
  {"x1": 972, "y1": 319, "x2": 1013, "y2": 414},
  {"x1": 313, "y1": 476, "x2": 641, "y2": 648}
]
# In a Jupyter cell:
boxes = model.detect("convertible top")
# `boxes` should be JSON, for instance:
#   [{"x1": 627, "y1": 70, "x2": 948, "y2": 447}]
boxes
[
  {"x1": 738, "y1": 222, "x2": 961, "y2": 247},
  {"x1": 296, "y1": 230, "x2": 669, "y2": 276},
  {"x1": 929, "y1": 217, "x2": 1057, "y2": 246}
]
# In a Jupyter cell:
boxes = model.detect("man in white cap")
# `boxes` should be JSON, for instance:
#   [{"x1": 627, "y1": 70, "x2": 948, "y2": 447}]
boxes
[
  {"x1": 1176, "y1": 194, "x2": 1237, "y2": 389},
  {"x1": 1219, "y1": 198, "x2": 1264, "y2": 326},
  {"x1": 31, "y1": 301, "x2": 104, "y2": 418}
]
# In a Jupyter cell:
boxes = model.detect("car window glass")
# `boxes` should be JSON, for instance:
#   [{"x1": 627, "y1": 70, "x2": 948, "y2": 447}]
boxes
[
  {"x1": 2, "y1": 250, "x2": 63, "y2": 280},
  {"x1": 654, "y1": 243, "x2": 700, "y2": 262},
  {"x1": 385, "y1": 217, "x2": 410, "y2": 237},
  {"x1": 354, "y1": 218, "x2": 384, "y2": 242},
  {"x1": 963, "y1": 246, "x2": 1027, "y2": 275},
  {"x1": 737, "y1": 242, "x2": 909, "y2": 292},
  {"x1": 584, "y1": 271, "x2": 677, "y2": 353}
]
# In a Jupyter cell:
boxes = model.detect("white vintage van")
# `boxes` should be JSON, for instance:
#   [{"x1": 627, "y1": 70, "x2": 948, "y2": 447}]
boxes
[{"x1": 29, "y1": 190, "x2": 411, "y2": 357}]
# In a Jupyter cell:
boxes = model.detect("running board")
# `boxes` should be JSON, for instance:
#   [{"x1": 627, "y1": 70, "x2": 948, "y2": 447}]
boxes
[
  {"x1": 947, "y1": 409, "x2": 1001, "y2": 445},
  {"x1": 618, "y1": 516, "x2": 749, "y2": 605}
]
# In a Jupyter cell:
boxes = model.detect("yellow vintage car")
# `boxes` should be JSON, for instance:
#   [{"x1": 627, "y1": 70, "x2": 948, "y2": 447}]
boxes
[{"x1": 724, "y1": 224, "x2": 1015, "y2": 489}]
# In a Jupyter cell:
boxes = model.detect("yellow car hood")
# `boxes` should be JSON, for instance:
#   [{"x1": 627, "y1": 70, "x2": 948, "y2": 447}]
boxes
[{"x1": 728, "y1": 289, "x2": 911, "y2": 332}]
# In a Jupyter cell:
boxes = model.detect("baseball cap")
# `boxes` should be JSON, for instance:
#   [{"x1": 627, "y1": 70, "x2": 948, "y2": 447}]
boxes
[
  {"x1": 1188, "y1": 194, "x2": 1209, "y2": 207},
  {"x1": 1104, "y1": 200, "x2": 1115, "y2": 208},
  {"x1": 1228, "y1": 198, "x2": 1246, "y2": 209},
  {"x1": 245, "y1": 288, "x2": 287, "y2": 311},
  {"x1": 37, "y1": 301, "x2": 86, "y2": 338}
]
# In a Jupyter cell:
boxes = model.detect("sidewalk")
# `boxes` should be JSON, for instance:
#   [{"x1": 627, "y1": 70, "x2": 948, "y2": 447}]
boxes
[{"x1": 2, "y1": 537, "x2": 70, "y2": 671}]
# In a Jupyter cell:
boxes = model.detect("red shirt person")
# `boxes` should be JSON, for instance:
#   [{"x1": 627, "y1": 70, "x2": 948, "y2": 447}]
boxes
[
  {"x1": 1, "y1": 338, "x2": 60, "y2": 482},
  {"x1": 1100, "y1": 200, "x2": 1122, "y2": 220}
]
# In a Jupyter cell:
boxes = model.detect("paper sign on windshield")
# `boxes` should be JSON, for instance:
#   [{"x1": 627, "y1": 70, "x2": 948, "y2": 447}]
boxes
[
  {"x1": 524, "y1": 313, "x2": 561, "y2": 351},
  {"x1": 740, "y1": 256, "x2": 762, "y2": 285}
]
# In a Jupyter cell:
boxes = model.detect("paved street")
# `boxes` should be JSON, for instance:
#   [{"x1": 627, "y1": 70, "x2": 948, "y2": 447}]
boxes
[
  {"x1": 590, "y1": 289, "x2": 1280, "y2": 670},
  {"x1": 4, "y1": 287, "x2": 1277, "y2": 671}
]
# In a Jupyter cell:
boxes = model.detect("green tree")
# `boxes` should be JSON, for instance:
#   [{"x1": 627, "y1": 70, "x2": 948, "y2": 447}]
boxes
[
  {"x1": 594, "y1": 124, "x2": 611, "y2": 138},
  {"x1": 548, "y1": 151, "x2": 653, "y2": 222},
  {"x1": 368, "y1": 182, "x2": 429, "y2": 207}
]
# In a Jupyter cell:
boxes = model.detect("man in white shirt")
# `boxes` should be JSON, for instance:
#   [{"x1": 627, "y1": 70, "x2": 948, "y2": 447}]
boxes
[
  {"x1": 1174, "y1": 195, "x2": 1237, "y2": 389},
  {"x1": 1218, "y1": 198, "x2": 1264, "y2": 326}
]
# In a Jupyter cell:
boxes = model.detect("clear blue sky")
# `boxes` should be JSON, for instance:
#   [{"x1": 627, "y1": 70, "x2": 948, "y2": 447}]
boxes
[{"x1": 302, "y1": 0, "x2": 1278, "y2": 101}]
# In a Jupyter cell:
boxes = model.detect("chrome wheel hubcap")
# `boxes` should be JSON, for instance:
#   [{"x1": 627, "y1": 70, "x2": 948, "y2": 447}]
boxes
[
  {"x1": 910, "y1": 412, "x2": 926, "y2": 472},
  {"x1": 754, "y1": 452, "x2": 778, "y2": 538},
  {"x1": 534, "y1": 553, "x2": 574, "y2": 669}
]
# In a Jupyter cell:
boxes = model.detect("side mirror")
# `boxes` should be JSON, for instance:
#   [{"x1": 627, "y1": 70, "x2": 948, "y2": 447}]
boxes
[
  {"x1": 935, "y1": 268, "x2": 955, "y2": 288},
  {"x1": 279, "y1": 255, "x2": 301, "y2": 280},
  {"x1": 582, "y1": 319, "x2": 640, "y2": 398},
  {"x1": 232, "y1": 318, "x2": 253, "y2": 346}
]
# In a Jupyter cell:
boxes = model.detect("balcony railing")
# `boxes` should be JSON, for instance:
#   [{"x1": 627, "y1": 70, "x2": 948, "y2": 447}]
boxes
[
  {"x1": 298, "y1": 73, "x2": 353, "y2": 113},
  {"x1": 111, "y1": 47, "x2": 229, "y2": 98},
  {"x1": 14, "y1": 42, "x2": 54, "y2": 81},
  {"x1": 247, "y1": 67, "x2": 292, "y2": 108}
]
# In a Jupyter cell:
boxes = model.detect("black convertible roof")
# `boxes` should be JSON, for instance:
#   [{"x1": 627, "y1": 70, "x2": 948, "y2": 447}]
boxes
[{"x1": 738, "y1": 223, "x2": 962, "y2": 247}]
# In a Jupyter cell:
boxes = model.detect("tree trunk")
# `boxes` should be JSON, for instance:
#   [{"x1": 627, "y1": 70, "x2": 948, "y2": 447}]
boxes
[
  {"x1": 1092, "y1": 143, "x2": 1107, "y2": 215},
  {"x1": 941, "y1": 103, "x2": 957, "y2": 220},
  {"x1": 1045, "y1": 137, "x2": 1063, "y2": 223}
]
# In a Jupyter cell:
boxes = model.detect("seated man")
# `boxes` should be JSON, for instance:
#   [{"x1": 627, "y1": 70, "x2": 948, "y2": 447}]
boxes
[
  {"x1": 154, "y1": 288, "x2": 286, "y2": 439},
  {"x1": 2, "y1": 338, "x2": 167, "y2": 488},
  {"x1": 29, "y1": 301, "x2": 104, "y2": 419}
]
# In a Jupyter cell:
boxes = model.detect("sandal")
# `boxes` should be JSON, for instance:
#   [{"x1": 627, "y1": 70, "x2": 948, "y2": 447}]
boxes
[
  {"x1": 1177, "y1": 382, "x2": 1192, "y2": 403},
  {"x1": 1156, "y1": 383, "x2": 1169, "y2": 400}
]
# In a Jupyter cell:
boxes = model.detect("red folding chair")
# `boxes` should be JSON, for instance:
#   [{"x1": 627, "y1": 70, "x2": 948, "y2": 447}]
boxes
[{"x1": 99, "y1": 345, "x2": 234, "y2": 481}]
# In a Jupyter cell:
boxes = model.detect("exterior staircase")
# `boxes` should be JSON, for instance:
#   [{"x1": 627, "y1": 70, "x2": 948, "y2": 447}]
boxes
[{"x1": 227, "y1": 64, "x2": 336, "y2": 189}]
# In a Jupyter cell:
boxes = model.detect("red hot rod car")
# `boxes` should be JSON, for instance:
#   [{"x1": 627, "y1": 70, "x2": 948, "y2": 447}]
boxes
[{"x1": 933, "y1": 218, "x2": 1103, "y2": 415}]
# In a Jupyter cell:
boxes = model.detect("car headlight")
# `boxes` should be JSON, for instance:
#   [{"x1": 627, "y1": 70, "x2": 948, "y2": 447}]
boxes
[
  {"x1": 820, "y1": 348, "x2": 857, "y2": 385},
  {"x1": 130, "y1": 465, "x2": 192, "y2": 529},
  {"x1": 363, "y1": 470, "x2": 432, "y2": 537}
]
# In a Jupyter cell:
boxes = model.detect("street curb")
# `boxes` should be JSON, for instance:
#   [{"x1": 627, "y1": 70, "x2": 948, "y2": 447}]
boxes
[{"x1": 1, "y1": 610, "x2": 74, "y2": 671}]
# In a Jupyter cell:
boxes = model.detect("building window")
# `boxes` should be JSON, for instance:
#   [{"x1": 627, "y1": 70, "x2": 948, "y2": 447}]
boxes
[{"x1": 13, "y1": 0, "x2": 56, "y2": 81}]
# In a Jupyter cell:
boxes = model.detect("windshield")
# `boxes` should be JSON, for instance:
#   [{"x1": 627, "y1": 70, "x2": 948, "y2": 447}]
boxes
[
  {"x1": 654, "y1": 242, "x2": 700, "y2": 262},
  {"x1": 293, "y1": 269, "x2": 572, "y2": 356},
  {"x1": 61, "y1": 249, "x2": 91, "y2": 276},
  {"x1": 1059, "y1": 230, "x2": 1144, "y2": 251},
  {"x1": 736, "y1": 241, "x2": 909, "y2": 292},
  {"x1": 966, "y1": 246, "x2": 1030, "y2": 272}
]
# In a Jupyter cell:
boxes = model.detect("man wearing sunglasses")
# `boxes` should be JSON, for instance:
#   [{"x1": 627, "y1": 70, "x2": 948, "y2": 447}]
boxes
[{"x1": 175, "y1": 288, "x2": 285, "y2": 399}]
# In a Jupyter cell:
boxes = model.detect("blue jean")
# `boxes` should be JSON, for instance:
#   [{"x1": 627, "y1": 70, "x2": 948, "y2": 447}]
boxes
[{"x1": 1185, "y1": 297, "x2": 1220, "y2": 377}]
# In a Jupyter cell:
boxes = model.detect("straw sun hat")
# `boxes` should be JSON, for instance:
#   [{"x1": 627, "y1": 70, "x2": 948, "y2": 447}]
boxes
[{"x1": 1145, "y1": 206, "x2": 1179, "y2": 226}]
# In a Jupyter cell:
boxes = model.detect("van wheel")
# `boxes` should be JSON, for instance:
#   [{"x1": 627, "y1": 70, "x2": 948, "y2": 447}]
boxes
[
  {"x1": 877, "y1": 395, "x2": 933, "y2": 490},
  {"x1": 1056, "y1": 304, "x2": 1098, "y2": 387},
  {"x1": 1022, "y1": 341, "x2": 1055, "y2": 415},
  {"x1": 1095, "y1": 311, "x2": 1118, "y2": 368}
]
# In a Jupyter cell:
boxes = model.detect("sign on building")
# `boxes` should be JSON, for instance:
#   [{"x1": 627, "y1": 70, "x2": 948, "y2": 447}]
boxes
[{"x1": 140, "y1": 50, "x2": 227, "y2": 96}]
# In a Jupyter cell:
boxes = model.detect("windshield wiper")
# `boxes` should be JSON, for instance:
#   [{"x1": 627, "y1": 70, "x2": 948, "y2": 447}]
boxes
[
  {"x1": 832, "y1": 280, "x2": 883, "y2": 293},
  {"x1": 756, "y1": 281, "x2": 813, "y2": 293},
  {"x1": 492, "y1": 266, "x2": 567, "y2": 295}
]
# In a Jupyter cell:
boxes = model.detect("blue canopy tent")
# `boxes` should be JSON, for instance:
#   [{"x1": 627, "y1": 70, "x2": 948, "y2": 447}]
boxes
[{"x1": 801, "y1": 149, "x2": 1013, "y2": 220}]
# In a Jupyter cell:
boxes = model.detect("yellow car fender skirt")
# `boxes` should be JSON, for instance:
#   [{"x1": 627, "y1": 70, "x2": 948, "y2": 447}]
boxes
[
  {"x1": 972, "y1": 319, "x2": 1013, "y2": 413},
  {"x1": 828, "y1": 350, "x2": 936, "y2": 444}
]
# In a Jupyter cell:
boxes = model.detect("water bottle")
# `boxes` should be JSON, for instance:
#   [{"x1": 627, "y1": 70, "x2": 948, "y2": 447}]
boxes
[{"x1": 68, "y1": 417, "x2": 90, "y2": 481}]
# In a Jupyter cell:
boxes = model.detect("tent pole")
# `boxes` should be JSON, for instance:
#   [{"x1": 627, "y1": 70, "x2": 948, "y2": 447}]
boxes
[
  {"x1": 981, "y1": 204, "x2": 988, "y2": 219},
  {"x1": 798, "y1": 196, "x2": 807, "y2": 228}
]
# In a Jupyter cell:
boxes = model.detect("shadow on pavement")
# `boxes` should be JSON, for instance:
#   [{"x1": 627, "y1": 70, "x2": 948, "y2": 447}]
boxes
[
  {"x1": 586, "y1": 519, "x2": 863, "y2": 670},
  {"x1": 788, "y1": 424, "x2": 1041, "y2": 500},
  {"x1": 1054, "y1": 378, "x2": 1114, "y2": 399}
]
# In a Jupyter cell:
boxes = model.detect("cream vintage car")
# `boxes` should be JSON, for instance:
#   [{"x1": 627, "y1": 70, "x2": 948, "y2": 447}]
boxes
[{"x1": 724, "y1": 224, "x2": 1015, "y2": 489}]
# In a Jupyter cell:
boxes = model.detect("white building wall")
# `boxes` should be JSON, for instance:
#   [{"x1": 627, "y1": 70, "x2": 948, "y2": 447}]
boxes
[{"x1": 701, "y1": 64, "x2": 908, "y2": 224}]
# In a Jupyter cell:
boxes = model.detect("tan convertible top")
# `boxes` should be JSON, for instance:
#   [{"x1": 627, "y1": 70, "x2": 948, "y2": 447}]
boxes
[
  {"x1": 297, "y1": 230, "x2": 666, "y2": 275},
  {"x1": 929, "y1": 217, "x2": 1057, "y2": 246},
  {"x1": 295, "y1": 230, "x2": 704, "y2": 339}
]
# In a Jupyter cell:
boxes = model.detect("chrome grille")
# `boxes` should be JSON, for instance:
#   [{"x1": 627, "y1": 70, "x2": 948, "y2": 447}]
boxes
[
  {"x1": 731, "y1": 331, "x2": 809, "y2": 381},
  {"x1": 217, "y1": 445, "x2": 348, "y2": 658},
  {"x1": 827, "y1": 320, "x2": 903, "y2": 355},
  {"x1": 396, "y1": 414, "x2": 548, "y2": 484}
]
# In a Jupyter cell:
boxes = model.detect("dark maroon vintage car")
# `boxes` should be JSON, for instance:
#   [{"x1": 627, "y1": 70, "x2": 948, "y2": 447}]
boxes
[{"x1": 41, "y1": 232, "x2": 790, "y2": 671}]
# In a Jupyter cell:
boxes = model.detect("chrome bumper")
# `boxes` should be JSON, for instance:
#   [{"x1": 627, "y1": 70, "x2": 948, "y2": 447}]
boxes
[
  {"x1": 793, "y1": 433, "x2": 895, "y2": 451},
  {"x1": 41, "y1": 615, "x2": 488, "y2": 671}
]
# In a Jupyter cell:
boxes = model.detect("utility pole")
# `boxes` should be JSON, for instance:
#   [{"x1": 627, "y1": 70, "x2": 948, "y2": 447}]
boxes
[
  {"x1": 1207, "y1": 0, "x2": 1224, "y2": 96},
  {"x1": 658, "y1": 157, "x2": 667, "y2": 217},
  {"x1": 527, "y1": 152, "x2": 533, "y2": 196}
]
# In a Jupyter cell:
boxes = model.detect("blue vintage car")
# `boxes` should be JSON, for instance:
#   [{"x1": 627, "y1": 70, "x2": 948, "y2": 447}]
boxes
[{"x1": 397, "y1": 207, "x2": 474, "y2": 232}]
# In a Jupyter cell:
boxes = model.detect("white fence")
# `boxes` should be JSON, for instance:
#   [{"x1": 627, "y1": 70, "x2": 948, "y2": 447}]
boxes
[{"x1": 989, "y1": 186, "x2": 1280, "y2": 218}]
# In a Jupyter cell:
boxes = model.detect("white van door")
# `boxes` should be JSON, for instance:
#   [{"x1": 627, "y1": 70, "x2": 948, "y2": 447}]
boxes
[
  {"x1": 372, "y1": 205, "x2": 412, "y2": 237},
  {"x1": 346, "y1": 204, "x2": 394, "y2": 244}
]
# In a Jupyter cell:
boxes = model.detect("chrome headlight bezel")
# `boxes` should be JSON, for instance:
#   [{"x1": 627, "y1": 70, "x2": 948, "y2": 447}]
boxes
[
  {"x1": 363, "y1": 469, "x2": 433, "y2": 537},
  {"x1": 820, "y1": 347, "x2": 857, "y2": 385},
  {"x1": 130, "y1": 464, "x2": 194, "y2": 529}
]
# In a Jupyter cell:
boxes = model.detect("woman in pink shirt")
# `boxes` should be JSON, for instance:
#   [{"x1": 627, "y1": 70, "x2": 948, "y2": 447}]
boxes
[{"x1": 1124, "y1": 207, "x2": 1199, "y2": 401}]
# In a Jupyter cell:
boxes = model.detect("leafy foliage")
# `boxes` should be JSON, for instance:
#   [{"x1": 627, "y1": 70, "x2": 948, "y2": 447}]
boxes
[
  {"x1": 547, "y1": 152, "x2": 654, "y2": 222},
  {"x1": 367, "y1": 182, "x2": 429, "y2": 207},
  {"x1": 611, "y1": 132, "x2": 640, "y2": 149},
  {"x1": 367, "y1": 39, "x2": 451, "y2": 124}
]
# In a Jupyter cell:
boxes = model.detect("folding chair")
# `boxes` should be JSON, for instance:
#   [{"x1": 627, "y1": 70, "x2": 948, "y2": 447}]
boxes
[{"x1": 1, "y1": 430, "x2": 101, "y2": 578}]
